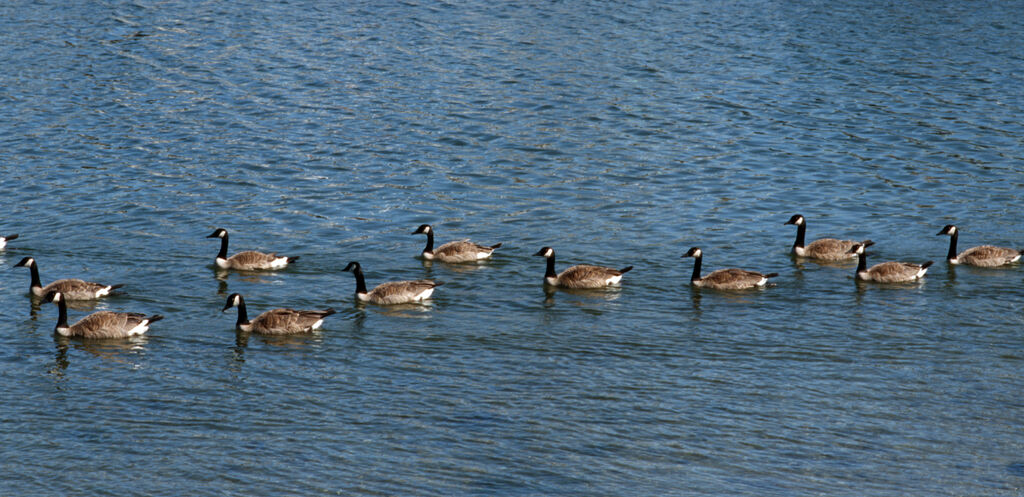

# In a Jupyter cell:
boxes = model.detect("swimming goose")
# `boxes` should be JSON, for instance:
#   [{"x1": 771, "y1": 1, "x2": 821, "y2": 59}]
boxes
[
  {"x1": 14, "y1": 256, "x2": 123, "y2": 300},
  {"x1": 342, "y1": 261, "x2": 442, "y2": 304},
  {"x1": 681, "y1": 247, "x2": 778, "y2": 290},
  {"x1": 784, "y1": 214, "x2": 873, "y2": 260},
  {"x1": 44, "y1": 291, "x2": 162, "y2": 338},
  {"x1": 0, "y1": 233, "x2": 17, "y2": 249},
  {"x1": 206, "y1": 228, "x2": 298, "y2": 270},
  {"x1": 532, "y1": 247, "x2": 632, "y2": 289},
  {"x1": 937, "y1": 224, "x2": 1022, "y2": 267},
  {"x1": 221, "y1": 293, "x2": 335, "y2": 334},
  {"x1": 848, "y1": 243, "x2": 932, "y2": 282},
  {"x1": 412, "y1": 224, "x2": 502, "y2": 262}
]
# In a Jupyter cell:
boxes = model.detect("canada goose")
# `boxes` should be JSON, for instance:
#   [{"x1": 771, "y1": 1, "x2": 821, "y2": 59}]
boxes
[
  {"x1": 532, "y1": 247, "x2": 632, "y2": 289},
  {"x1": 681, "y1": 247, "x2": 778, "y2": 290},
  {"x1": 0, "y1": 233, "x2": 17, "y2": 249},
  {"x1": 14, "y1": 256, "x2": 123, "y2": 300},
  {"x1": 784, "y1": 214, "x2": 873, "y2": 260},
  {"x1": 206, "y1": 228, "x2": 298, "y2": 270},
  {"x1": 44, "y1": 291, "x2": 162, "y2": 338},
  {"x1": 412, "y1": 224, "x2": 502, "y2": 262},
  {"x1": 937, "y1": 224, "x2": 1022, "y2": 267},
  {"x1": 221, "y1": 293, "x2": 335, "y2": 334},
  {"x1": 848, "y1": 243, "x2": 932, "y2": 282},
  {"x1": 342, "y1": 261, "x2": 442, "y2": 304}
]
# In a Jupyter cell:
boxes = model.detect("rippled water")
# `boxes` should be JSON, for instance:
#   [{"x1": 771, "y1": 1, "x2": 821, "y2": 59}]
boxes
[{"x1": 2, "y1": 1, "x2": 1024, "y2": 495}]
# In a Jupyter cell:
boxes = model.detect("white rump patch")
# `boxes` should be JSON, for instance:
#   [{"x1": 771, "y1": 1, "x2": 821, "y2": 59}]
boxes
[
  {"x1": 605, "y1": 275, "x2": 623, "y2": 285},
  {"x1": 269, "y1": 257, "x2": 290, "y2": 269},
  {"x1": 127, "y1": 323, "x2": 150, "y2": 336},
  {"x1": 310, "y1": 319, "x2": 324, "y2": 330},
  {"x1": 413, "y1": 288, "x2": 435, "y2": 301}
]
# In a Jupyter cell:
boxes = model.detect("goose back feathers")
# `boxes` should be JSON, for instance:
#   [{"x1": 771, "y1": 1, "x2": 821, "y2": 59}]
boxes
[
  {"x1": 849, "y1": 243, "x2": 932, "y2": 282},
  {"x1": 15, "y1": 257, "x2": 123, "y2": 300},
  {"x1": 785, "y1": 214, "x2": 872, "y2": 260},
  {"x1": 222, "y1": 293, "x2": 335, "y2": 334},
  {"x1": 681, "y1": 247, "x2": 777, "y2": 290},
  {"x1": 207, "y1": 228, "x2": 298, "y2": 270},
  {"x1": 343, "y1": 261, "x2": 442, "y2": 304},
  {"x1": 937, "y1": 225, "x2": 1022, "y2": 267},
  {"x1": 45, "y1": 291, "x2": 162, "y2": 338},
  {"x1": 533, "y1": 247, "x2": 632, "y2": 289},
  {"x1": 412, "y1": 224, "x2": 501, "y2": 262}
]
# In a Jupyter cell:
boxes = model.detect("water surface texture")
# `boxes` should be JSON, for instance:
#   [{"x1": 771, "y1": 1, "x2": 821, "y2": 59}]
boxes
[{"x1": 2, "y1": 1, "x2": 1024, "y2": 495}]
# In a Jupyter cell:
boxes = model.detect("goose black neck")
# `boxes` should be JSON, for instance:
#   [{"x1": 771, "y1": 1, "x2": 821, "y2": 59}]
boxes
[
  {"x1": 856, "y1": 250, "x2": 867, "y2": 273},
  {"x1": 793, "y1": 223, "x2": 807, "y2": 249},
  {"x1": 690, "y1": 254, "x2": 703, "y2": 282},
  {"x1": 352, "y1": 267, "x2": 368, "y2": 295},
  {"x1": 217, "y1": 235, "x2": 229, "y2": 260},
  {"x1": 946, "y1": 231, "x2": 959, "y2": 261},
  {"x1": 28, "y1": 262, "x2": 42, "y2": 290},
  {"x1": 423, "y1": 231, "x2": 434, "y2": 254},
  {"x1": 235, "y1": 297, "x2": 250, "y2": 327},
  {"x1": 544, "y1": 255, "x2": 557, "y2": 279},
  {"x1": 54, "y1": 297, "x2": 68, "y2": 331}
]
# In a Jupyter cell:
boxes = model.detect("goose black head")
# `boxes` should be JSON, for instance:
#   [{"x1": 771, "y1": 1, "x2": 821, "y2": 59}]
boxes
[
  {"x1": 412, "y1": 224, "x2": 432, "y2": 235},
  {"x1": 937, "y1": 224, "x2": 957, "y2": 236},
  {"x1": 847, "y1": 243, "x2": 867, "y2": 255},
  {"x1": 14, "y1": 256, "x2": 35, "y2": 268},
  {"x1": 342, "y1": 261, "x2": 362, "y2": 272},
  {"x1": 533, "y1": 247, "x2": 554, "y2": 258},
  {"x1": 784, "y1": 214, "x2": 805, "y2": 226},
  {"x1": 43, "y1": 290, "x2": 64, "y2": 304},
  {"x1": 681, "y1": 247, "x2": 702, "y2": 258},
  {"x1": 207, "y1": 228, "x2": 228, "y2": 239},
  {"x1": 222, "y1": 293, "x2": 243, "y2": 312}
]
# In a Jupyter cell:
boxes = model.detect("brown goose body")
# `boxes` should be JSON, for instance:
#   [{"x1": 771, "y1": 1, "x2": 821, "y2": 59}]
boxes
[
  {"x1": 15, "y1": 257, "x2": 122, "y2": 300},
  {"x1": 223, "y1": 293, "x2": 335, "y2": 334},
  {"x1": 207, "y1": 228, "x2": 297, "y2": 270},
  {"x1": 938, "y1": 225, "x2": 1022, "y2": 267},
  {"x1": 46, "y1": 292, "x2": 162, "y2": 338},
  {"x1": 682, "y1": 247, "x2": 777, "y2": 290},
  {"x1": 533, "y1": 247, "x2": 631, "y2": 289},
  {"x1": 785, "y1": 214, "x2": 872, "y2": 261},
  {"x1": 413, "y1": 224, "x2": 501, "y2": 262},
  {"x1": 343, "y1": 261, "x2": 442, "y2": 304},
  {"x1": 849, "y1": 243, "x2": 932, "y2": 282}
]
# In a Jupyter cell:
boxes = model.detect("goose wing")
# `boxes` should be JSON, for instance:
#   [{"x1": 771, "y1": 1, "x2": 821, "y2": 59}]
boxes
[
  {"x1": 368, "y1": 280, "x2": 441, "y2": 304},
  {"x1": 701, "y1": 268, "x2": 771, "y2": 289},
  {"x1": 434, "y1": 241, "x2": 497, "y2": 262},
  {"x1": 804, "y1": 238, "x2": 859, "y2": 260},
  {"x1": 226, "y1": 251, "x2": 283, "y2": 270},
  {"x1": 251, "y1": 308, "x2": 335, "y2": 335},
  {"x1": 42, "y1": 279, "x2": 116, "y2": 300},
  {"x1": 865, "y1": 261, "x2": 928, "y2": 282},
  {"x1": 556, "y1": 265, "x2": 626, "y2": 289},
  {"x1": 958, "y1": 245, "x2": 1022, "y2": 267},
  {"x1": 70, "y1": 311, "x2": 153, "y2": 339}
]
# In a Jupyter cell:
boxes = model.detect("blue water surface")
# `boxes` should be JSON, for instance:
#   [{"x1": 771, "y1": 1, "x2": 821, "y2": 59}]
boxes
[{"x1": 2, "y1": 1, "x2": 1023, "y2": 496}]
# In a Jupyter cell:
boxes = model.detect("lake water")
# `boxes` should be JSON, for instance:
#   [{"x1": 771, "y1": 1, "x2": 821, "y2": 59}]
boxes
[{"x1": 2, "y1": 1, "x2": 1023, "y2": 495}]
